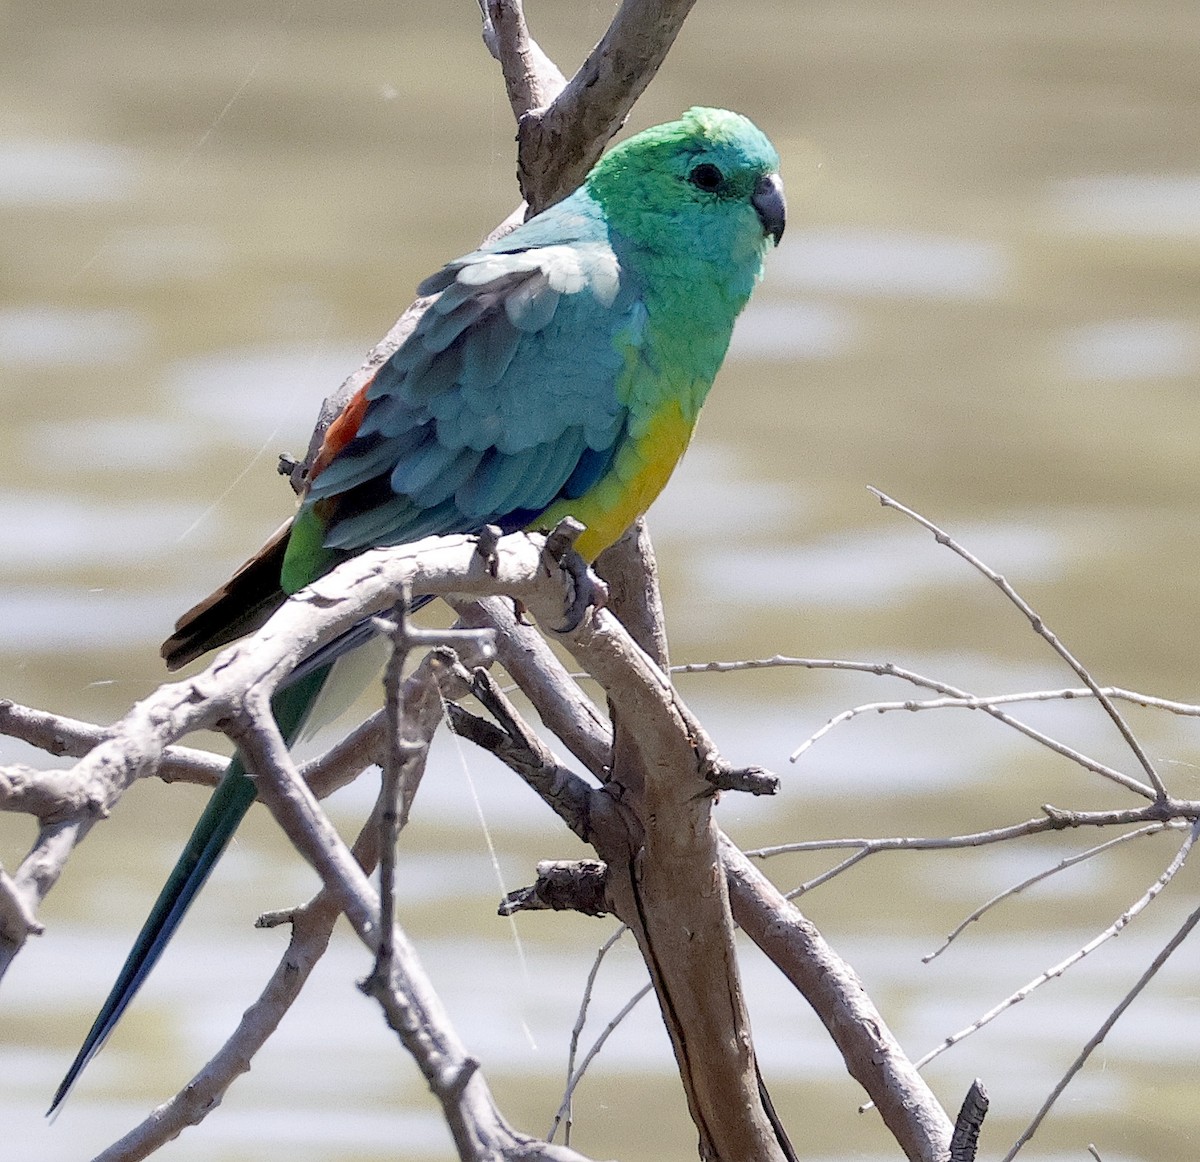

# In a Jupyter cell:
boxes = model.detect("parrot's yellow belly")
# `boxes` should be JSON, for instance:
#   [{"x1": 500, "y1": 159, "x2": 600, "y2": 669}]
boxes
[{"x1": 533, "y1": 400, "x2": 695, "y2": 561}]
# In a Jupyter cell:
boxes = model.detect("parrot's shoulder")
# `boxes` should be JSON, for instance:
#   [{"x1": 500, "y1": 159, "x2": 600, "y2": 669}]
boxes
[
  {"x1": 415, "y1": 187, "x2": 625, "y2": 319},
  {"x1": 482, "y1": 185, "x2": 612, "y2": 252}
]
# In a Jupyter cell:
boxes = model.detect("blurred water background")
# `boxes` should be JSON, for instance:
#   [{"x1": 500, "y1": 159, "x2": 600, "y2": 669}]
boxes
[{"x1": 3, "y1": 2, "x2": 1200, "y2": 1159}]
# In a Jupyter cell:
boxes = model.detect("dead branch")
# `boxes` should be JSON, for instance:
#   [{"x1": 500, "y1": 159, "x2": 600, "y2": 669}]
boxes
[
  {"x1": 0, "y1": 530, "x2": 584, "y2": 979},
  {"x1": 793, "y1": 686, "x2": 1155, "y2": 799},
  {"x1": 909, "y1": 820, "x2": 1199, "y2": 1075},
  {"x1": 1001, "y1": 826, "x2": 1200, "y2": 1160},
  {"x1": 479, "y1": 0, "x2": 566, "y2": 122},
  {"x1": 499, "y1": 860, "x2": 610, "y2": 917},
  {"x1": 870, "y1": 488, "x2": 1167, "y2": 799},
  {"x1": 950, "y1": 1080, "x2": 988, "y2": 1162},
  {"x1": 514, "y1": 0, "x2": 702, "y2": 214},
  {"x1": 924, "y1": 824, "x2": 1176, "y2": 961},
  {"x1": 720, "y1": 838, "x2": 954, "y2": 1160},
  {"x1": 229, "y1": 652, "x2": 585, "y2": 1162},
  {"x1": 447, "y1": 625, "x2": 954, "y2": 1162},
  {"x1": 551, "y1": 925, "x2": 630, "y2": 1144},
  {"x1": 87, "y1": 636, "x2": 456, "y2": 1161}
]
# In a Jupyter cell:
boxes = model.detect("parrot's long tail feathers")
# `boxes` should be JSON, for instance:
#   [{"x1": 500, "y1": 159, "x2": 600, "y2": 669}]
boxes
[
  {"x1": 48, "y1": 667, "x2": 330, "y2": 1116},
  {"x1": 161, "y1": 520, "x2": 294, "y2": 671}
]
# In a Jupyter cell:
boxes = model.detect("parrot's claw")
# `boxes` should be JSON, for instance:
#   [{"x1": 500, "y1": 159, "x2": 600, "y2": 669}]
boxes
[
  {"x1": 473, "y1": 524, "x2": 504, "y2": 577},
  {"x1": 541, "y1": 518, "x2": 608, "y2": 633}
]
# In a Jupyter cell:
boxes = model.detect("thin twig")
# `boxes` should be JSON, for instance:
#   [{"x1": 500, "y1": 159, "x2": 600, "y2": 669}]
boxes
[
  {"x1": 750, "y1": 805, "x2": 1198, "y2": 862},
  {"x1": 366, "y1": 593, "x2": 415, "y2": 998},
  {"x1": 912, "y1": 822, "x2": 1199, "y2": 1074},
  {"x1": 549, "y1": 924, "x2": 629, "y2": 1144},
  {"x1": 673, "y1": 659, "x2": 1200, "y2": 721},
  {"x1": 924, "y1": 824, "x2": 1173, "y2": 961},
  {"x1": 799, "y1": 693, "x2": 1154, "y2": 799},
  {"x1": 784, "y1": 849, "x2": 870, "y2": 897},
  {"x1": 552, "y1": 981, "x2": 655, "y2": 1136},
  {"x1": 870, "y1": 488, "x2": 1167, "y2": 800},
  {"x1": 1002, "y1": 823, "x2": 1200, "y2": 1160}
]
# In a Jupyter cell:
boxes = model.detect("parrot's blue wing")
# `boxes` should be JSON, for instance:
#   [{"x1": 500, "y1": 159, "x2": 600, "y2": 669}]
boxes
[{"x1": 307, "y1": 198, "x2": 645, "y2": 550}]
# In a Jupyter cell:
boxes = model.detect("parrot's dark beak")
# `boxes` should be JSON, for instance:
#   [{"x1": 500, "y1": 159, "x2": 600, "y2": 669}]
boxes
[{"x1": 752, "y1": 172, "x2": 786, "y2": 245}]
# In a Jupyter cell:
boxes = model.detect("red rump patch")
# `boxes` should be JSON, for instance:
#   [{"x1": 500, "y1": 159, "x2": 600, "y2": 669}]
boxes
[{"x1": 310, "y1": 380, "x2": 371, "y2": 481}]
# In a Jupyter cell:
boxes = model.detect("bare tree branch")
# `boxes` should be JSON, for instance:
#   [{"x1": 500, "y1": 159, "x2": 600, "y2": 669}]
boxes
[
  {"x1": 479, "y1": 0, "x2": 566, "y2": 122},
  {"x1": 1001, "y1": 824, "x2": 1200, "y2": 1160},
  {"x1": 721, "y1": 837, "x2": 954, "y2": 1162},
  {"x1": 912, "y1": 821, "x2": 1199, "y2": 1074},
  {"x1": 0, "y1": 531, "x2": 593, "y2": 982},
  {"x1": 294, "y1": 0, "x2": 698, "y2": 474},
  {"x1": 674, "y1": 655, "x2": 1200, "y2": 719},
  {"x1": 0, "y1": 700, "x2": 227, "y2": 784},
  {"x1": 551, "y1": 925, "x2": 629, "y2": 1144},
  {"x1": 595, "y1": 520, "x2": 671, "y2": 668},
  {"x1": 924, "y1": 824, "x2": 1175, "y2": 961},
  {"x1": 950, "y1": 1080, "x2": 988, "y2": 1162},
  {"x1": 545, "y1": 606, "x2": 790, "y2": 1159},
  {"x1": 0, "y1": 865, "x2": 42, "y2": 947},
  {"x1": 452, "y1": 597, "x2": 611, "y2": 780},
  {"x1": 443, "y1": 626, "x2": 954, "y2": 1162},
  {"x1": 871, "y1": 488, "x2": 1167, "y2": 800},
  {"x1": 793, "y1": 687, "x2": 1156, "y2": 799},
  {"x1": 553, "y1": 979, "x2": 654, "y2": 1143},
  {"x1": 677, "y1": 656, "x2": 1172, "y2": 799},
  {"x1": 91, "y1": 807, "x2": 381, "y2": 1162},
  {"x1": 446, "y1": 671, "x2": 602, "y2": 842},
  {"x1": 752, "y1": 807, "x2": 1199, "y2": 863},
  {"x1": 231, "y1": 674, "x2": 587, "y2": 1162},
  {"x1": 515, "y1": 0, "x2": 702, "y2": 213}
]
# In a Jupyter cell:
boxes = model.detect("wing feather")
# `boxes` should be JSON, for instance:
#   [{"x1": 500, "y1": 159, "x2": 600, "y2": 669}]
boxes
[{"x1": 304, "y1": 194, "x2": 642, "y2": 553}]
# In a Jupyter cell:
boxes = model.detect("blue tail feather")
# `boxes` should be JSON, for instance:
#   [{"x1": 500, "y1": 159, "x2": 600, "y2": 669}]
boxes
[{"x1": 49, "y1": 665, "x2": 330, "y2": 1115}]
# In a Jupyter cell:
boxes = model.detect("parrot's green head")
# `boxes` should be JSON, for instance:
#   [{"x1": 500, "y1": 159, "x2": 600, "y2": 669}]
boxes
[{"x1": 586, "y1": 107, "x2": 785, "y2": 274}]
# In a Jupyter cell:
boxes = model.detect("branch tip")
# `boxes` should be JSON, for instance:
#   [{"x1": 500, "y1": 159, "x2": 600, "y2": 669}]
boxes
[
  {"x1": 950, "y1": 1079, "x2": 989, "y2": 1162},
  {"x1": 500, "y1": 860, "x2": 610, "y2": 917},
  {"x1": 708, "y1": 764, "x2": 780, "y2": 796}
]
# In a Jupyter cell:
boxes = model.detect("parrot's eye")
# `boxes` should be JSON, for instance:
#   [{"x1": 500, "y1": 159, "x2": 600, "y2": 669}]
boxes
[{"x1": 688, "y1": 163, "x2": 724, "y2": 192}]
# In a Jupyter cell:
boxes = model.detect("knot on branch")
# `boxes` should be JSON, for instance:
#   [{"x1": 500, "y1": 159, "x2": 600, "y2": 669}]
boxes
[
  {"x1": 1041, "y1": 804, "x2": 1075, "y2": 828},
  {"x1": 499, "y1": 859, "x2": 609, "y2": 916},
  {"x1": 707, "y1": 764, "x2": 780, "y2": 797}
]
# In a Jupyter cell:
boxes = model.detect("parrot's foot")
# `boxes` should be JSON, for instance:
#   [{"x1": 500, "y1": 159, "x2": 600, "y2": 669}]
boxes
[
  {"x1": 472, "y1": 524, "x2": 504, "y2": 576},
  {"x1": 541, "y1": 518, "x2": 608, "y2": 633}
]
